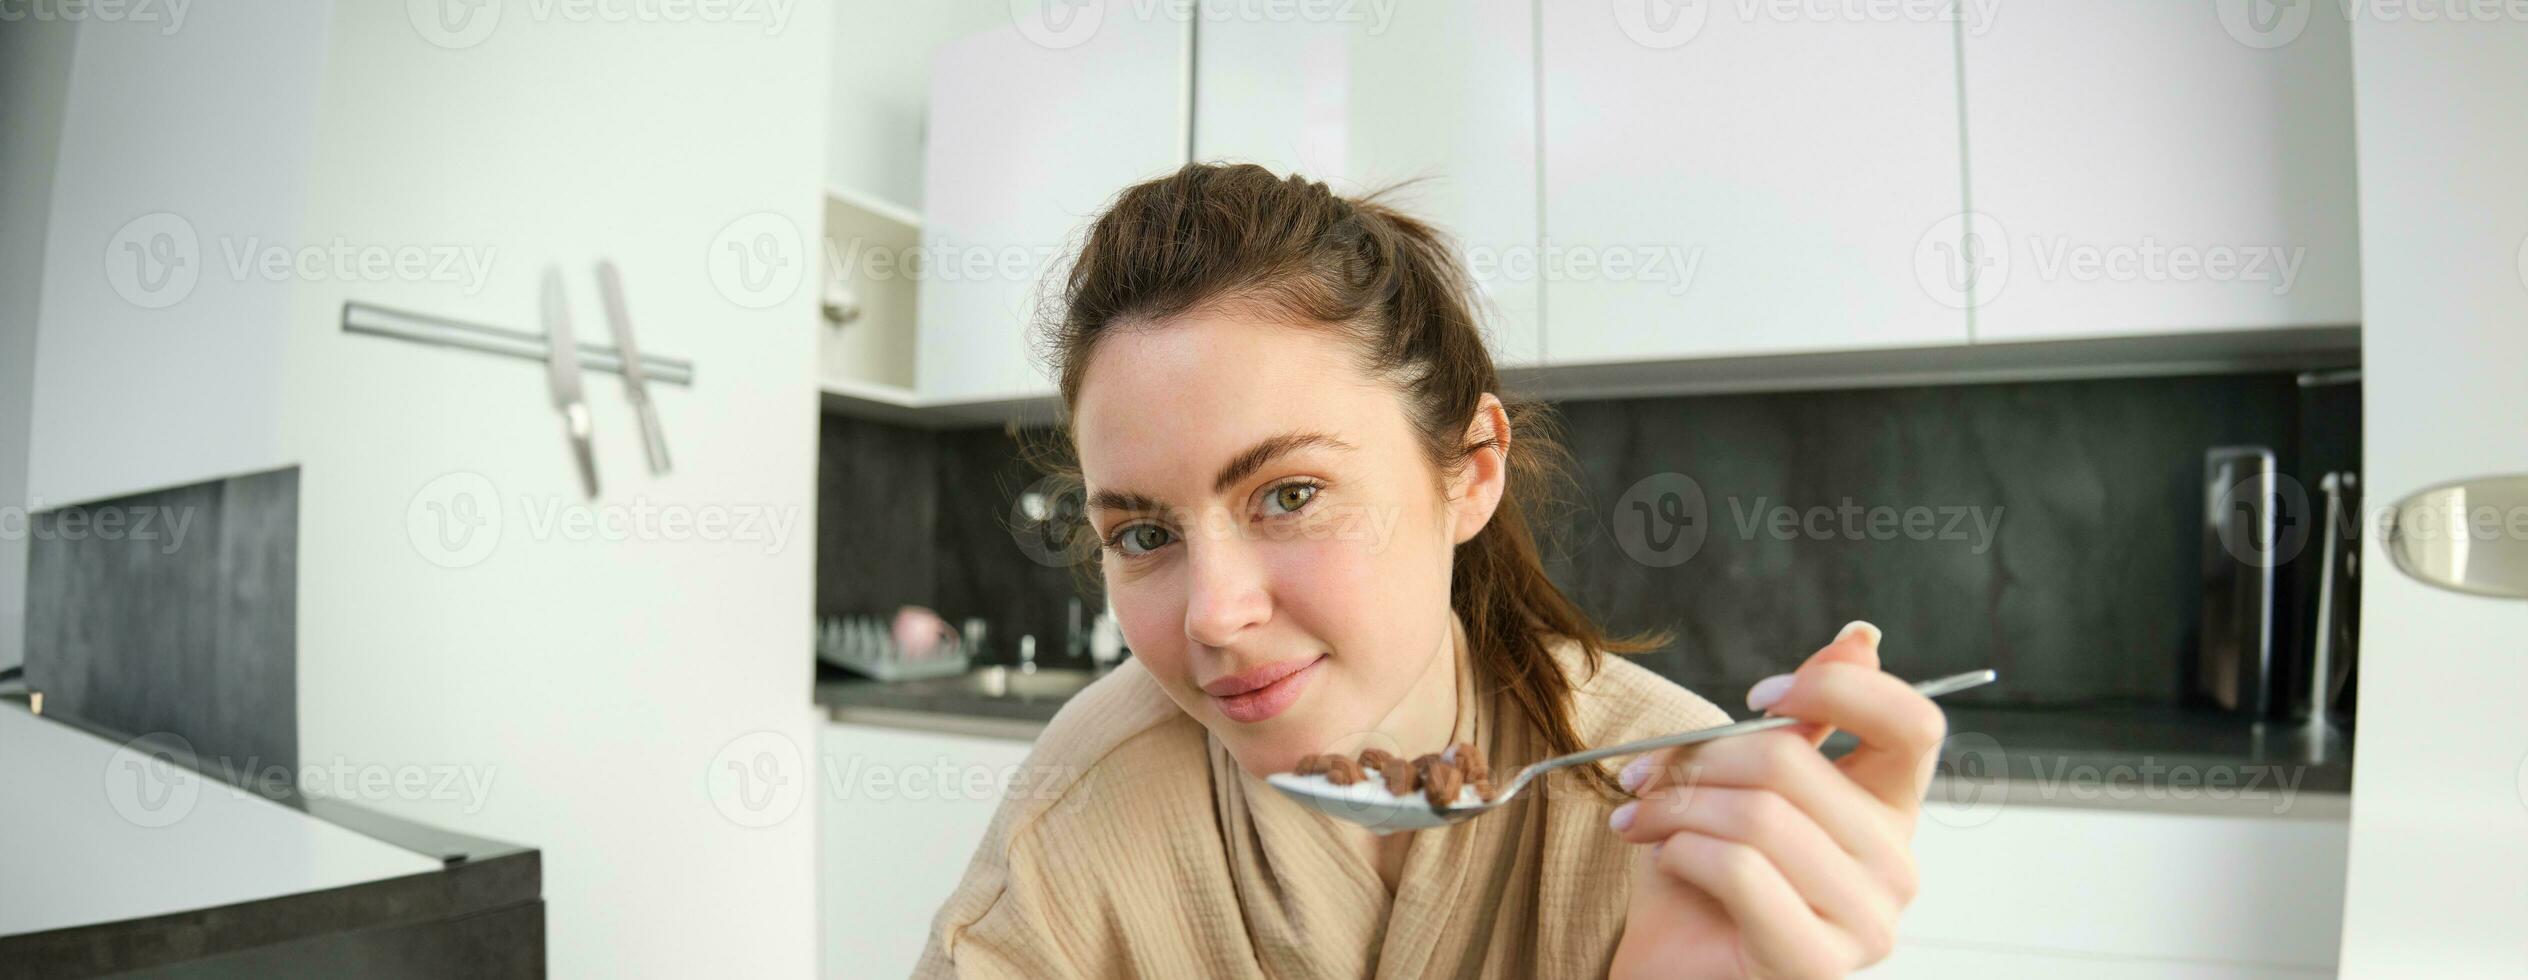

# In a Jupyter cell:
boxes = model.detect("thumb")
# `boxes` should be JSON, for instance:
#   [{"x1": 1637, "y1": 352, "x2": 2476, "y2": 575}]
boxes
[
  {"x1": 1746, "y1": 619, "x2": 1883, "y2": 747},
  {"x1": 1805, "y1": 619, "x2": 1883, "y2": 672}
]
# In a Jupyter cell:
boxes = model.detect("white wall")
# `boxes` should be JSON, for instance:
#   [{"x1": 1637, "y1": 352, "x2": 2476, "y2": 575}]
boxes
[
  {"x1": 825, "y1": 1, "x2": 1013, "y2": 211},
  {"x1": 24, "y1": 4, "x2": 325, "y2": 507},
  {"x1": 0, "y1": 14, "x2": 78, "y2": 672},
  {"x1": 2339, "y1": 11, "x2": 2528, "y2": 977},
  {"x1": 282, "y1": 5, "x2": 831, "y2": 978}
]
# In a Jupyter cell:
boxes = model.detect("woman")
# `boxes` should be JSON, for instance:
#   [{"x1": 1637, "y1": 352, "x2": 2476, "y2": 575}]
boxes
[{"x1": 917, "y1": 163, "x2": 1949, "y2": 979}]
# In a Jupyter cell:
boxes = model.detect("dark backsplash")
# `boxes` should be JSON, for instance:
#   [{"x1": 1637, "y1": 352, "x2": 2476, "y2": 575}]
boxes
[
  {"x1": 818, "y1": 373, "x2": 2353, "y2": 709},
  {"x1": 26, "y1": 467, "x2": 300, "y2": 768}
]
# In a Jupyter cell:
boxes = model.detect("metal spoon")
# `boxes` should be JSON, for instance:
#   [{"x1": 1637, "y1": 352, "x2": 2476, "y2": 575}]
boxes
[{"x1": 1265, "y1": 668, "x2": 1998, "y2": 834}]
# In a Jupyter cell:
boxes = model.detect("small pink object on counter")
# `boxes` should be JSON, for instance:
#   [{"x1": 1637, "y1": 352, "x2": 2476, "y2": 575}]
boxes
[{"x1": 891, "y1": 606, "x2": 955, "y2": 660}]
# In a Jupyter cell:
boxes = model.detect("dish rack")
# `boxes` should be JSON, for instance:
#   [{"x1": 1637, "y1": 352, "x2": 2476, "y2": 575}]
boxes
[{"x1": 817, "y1": 614, "x2": 971, "y2": 682}]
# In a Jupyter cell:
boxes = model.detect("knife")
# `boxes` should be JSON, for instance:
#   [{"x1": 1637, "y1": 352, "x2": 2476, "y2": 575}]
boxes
[
  {"x1": 541, "y1": 265, "x2": 600, "y2": 498},
  {"x1": 596, "y1": 259, "x2": 671, "y2": 475}
]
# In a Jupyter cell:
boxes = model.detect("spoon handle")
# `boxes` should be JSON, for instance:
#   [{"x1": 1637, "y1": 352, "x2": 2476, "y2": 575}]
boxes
[{"x1": 1522, "y1": 669, "x2": 1998, "y2": 776}]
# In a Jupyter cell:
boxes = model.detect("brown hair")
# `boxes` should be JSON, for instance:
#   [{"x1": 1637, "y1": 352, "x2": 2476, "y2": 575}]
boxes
[{"x1": 1028, "y1": 162, "x2": 1661, "y2": 800}]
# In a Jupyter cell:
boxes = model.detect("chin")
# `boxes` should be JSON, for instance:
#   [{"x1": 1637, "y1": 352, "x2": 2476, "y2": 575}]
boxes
[
  {"x1": 1212, "y1": 702, "x2": 1380, "y2": 780},
  {"x1": 1210, "y1": 715, "x2": 1327, "y2": 779}
]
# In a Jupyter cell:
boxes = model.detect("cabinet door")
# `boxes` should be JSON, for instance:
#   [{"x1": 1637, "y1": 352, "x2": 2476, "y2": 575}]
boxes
[
  {"x1": 2338, "y1": 13, "x2": 2528, "y2": 974},
  {"x1": 1900, "y1": 796, "x2": 2345, "y2": 969},
  {"x1": 819, "y1": 723, "x2": 1034, "y2": 979},
  {"x1": 1961, "y1": 4, "x2": 2359, "y2": 342},
  {"x1": 1193, "y1": 0, "x2": 1541, "y2": 366},
  {"x1": 917, "y1": 12, "x2": 1191, "y2": 404},
  {"x1": 1539, "y1": 3, "x2": 1968, "y2": 365},
  {"x1": 26, "y1": 3, "x2": 327, "y2": 506}
]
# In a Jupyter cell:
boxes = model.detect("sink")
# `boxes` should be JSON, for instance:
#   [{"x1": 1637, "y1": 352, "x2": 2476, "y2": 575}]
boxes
[{"x1": 917, "y1": 666, "x2": 1101, "y2": 702}]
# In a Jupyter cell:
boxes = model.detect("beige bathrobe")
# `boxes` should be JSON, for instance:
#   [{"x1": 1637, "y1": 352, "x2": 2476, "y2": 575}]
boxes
[{"x1": 914, "y1": 615, "x2": 1732, "y2": 979}]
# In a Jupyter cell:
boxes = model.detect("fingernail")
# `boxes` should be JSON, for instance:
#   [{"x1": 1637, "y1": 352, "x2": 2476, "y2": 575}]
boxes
[
  {"x1": 1747, "y1": 673, "x2": 1796, "y2": 712},
  {"x1": 1619, "y1": 756, "x2": 1655, "y2": 793},
  {"x1": 1837, "y1": 620, "x2": 1882, "y2": 648},
  {"x1": 1610, "y1": 801, "x2": 1638, "y2": 832}
]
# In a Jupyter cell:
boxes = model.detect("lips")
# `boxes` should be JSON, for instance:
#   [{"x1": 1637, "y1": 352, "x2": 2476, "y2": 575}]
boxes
[
  {"x1": 1201, "y1": 656, "x2": 1319, "y2": 696},
  {"x1": 1202, "y1": 654, "x2": 1325, "y2": 724}
]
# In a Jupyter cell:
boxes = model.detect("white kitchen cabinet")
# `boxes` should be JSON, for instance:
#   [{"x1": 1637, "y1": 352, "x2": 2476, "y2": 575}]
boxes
[
  {"x1": 1959, "y1": 4, "x2": 2359, "y2": 343},
  {"x1": 1884, "y1": 788, "x2": 2348, "y2": 973},
  {"x1": 20, "y1": 2, "x2": 326, "y2": 507},
  {"x1": 1538, "y1": 3, "x2": 1968, "y2": 365},
  {"x1": 916, "y1": 11, "x2": 1192, "y2": 404},
  {"x1": 820, "y1": 722, "x2": 1033, "y2": 980},
  {"x1": 2337, "y1": 14, "x2": 2528, "y2": 976},
  {"x1": 1194, "y1": 0, "x2": 1542, "y2": 366}
]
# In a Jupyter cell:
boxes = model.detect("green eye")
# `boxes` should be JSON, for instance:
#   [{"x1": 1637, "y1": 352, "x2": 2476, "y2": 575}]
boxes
[
  {"x1": 1265, "y1": 482, "x2": 1319, "y2": 516},
  {"x1": 1112, "y1": 524, "x2": 1174, "y2": 556}
]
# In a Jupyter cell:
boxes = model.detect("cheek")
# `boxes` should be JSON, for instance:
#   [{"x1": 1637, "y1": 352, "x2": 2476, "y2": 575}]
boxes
[
  {"x1": 1261, "y1": 498, "x2": 1450, "y2": 656},
  {"x1": 1106, "y1": 568, "x2": 1188, "y2": 685}
]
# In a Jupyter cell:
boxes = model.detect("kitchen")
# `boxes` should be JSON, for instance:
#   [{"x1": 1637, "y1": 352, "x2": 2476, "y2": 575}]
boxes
[{"x1": 2, "y1": 2, "x2": 2523, "y2": 978}]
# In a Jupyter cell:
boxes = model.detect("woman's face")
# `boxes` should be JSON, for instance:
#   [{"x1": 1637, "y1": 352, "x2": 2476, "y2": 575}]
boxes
[{"x1": 1071, "y1": 308, "x2": 1501, "y2": 777}]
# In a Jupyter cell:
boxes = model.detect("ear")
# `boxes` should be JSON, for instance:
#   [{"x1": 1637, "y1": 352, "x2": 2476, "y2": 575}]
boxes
[{"x1": 1447, "y1": 393, "x2": 1512, "y2": 546}]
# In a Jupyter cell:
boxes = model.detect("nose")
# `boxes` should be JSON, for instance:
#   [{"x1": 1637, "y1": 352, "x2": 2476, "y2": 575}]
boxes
[{"x1": 1182, "y1": 517, "x2": 1271, "y2": 649}]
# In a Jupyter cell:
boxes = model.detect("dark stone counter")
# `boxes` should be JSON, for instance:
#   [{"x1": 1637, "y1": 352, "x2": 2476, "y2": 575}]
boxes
[{"x1": 817, "y1": 665, "x2": 2352, "y2": 802}]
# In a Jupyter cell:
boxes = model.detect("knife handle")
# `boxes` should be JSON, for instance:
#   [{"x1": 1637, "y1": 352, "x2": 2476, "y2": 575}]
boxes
[
  {"x1": 563, "y1": 402, "x2": 599, "y2": 499},
  {"x1": 634, "y1": 400, "x2": 672, "y2": 475}
]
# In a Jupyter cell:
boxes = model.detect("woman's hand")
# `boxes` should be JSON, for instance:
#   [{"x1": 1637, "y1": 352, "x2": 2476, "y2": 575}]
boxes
[{"x1": 1607, "y1": 621, "x2": 1947, "y2": 980}]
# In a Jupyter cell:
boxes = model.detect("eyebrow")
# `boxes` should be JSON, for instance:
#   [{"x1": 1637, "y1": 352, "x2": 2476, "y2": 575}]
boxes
[{"x1": 1084, "y1": 430, "x2": 1356, "y2": 515}]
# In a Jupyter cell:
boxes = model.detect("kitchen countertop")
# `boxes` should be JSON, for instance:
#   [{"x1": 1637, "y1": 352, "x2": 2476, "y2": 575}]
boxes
[
  {"x1": 817, "y1": 664, "x2": 2353, "y2": 807},
  {"x1": 0, "y1": 699, "x2": 543, "y2": 978}
]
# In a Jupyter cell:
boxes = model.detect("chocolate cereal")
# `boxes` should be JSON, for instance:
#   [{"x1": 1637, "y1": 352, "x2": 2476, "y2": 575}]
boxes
[
  {"x1": 1289, "y1": 744, "x2": 1508, "y2": 807},
  {"x1": 1380, "y1": 756, "x2": 1416, "y2": 796},
  {"x1": 1421, "y1": 760, "x2": 1464, "y2": 809}
]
